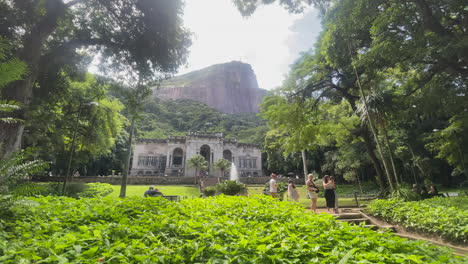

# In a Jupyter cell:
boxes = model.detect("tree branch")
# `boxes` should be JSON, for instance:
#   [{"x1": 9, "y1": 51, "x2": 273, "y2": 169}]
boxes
[{"x1": 65, "y1": 0, "x2": 88, "y2": 7}]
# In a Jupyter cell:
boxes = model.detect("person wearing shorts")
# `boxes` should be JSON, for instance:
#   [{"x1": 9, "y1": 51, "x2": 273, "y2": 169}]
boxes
[{"x1": 306, "y1": 174, "x2": 318, "y2": 212}]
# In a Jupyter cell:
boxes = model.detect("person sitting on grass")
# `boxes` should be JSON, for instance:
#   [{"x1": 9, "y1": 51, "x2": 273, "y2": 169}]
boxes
[
  {"x1": 420, "y1": 186, "x2": 429, "y2": 199},
  {"x1": 144, "y1": 186, "x2": 163, "y2": 197},
  {"x1": 428, "y1": 184, "x2": 444, "y2": 197}
]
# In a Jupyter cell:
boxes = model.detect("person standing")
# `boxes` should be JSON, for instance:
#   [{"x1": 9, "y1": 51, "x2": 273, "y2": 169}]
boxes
[
  {"x1": 306, "y1": 174, "x2": 319, "y2": 212},
  {"x1": 330, "y1": 176, "x2": 339, "y2": 214},
  {"x1": 322, "y1": 175, "x2": 336, "y2": 213},
  {"x1": 287, "y1": 179, "x2": 299, "y2": 202},
  {"x1": 269, "y1": 173, "x2": 278, "y2": 198}
]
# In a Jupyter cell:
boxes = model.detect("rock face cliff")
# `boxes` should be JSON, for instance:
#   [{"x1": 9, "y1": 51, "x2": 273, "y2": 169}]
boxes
[{"x1": 154, "y1": 61, "x2": 268, "y2": 114}]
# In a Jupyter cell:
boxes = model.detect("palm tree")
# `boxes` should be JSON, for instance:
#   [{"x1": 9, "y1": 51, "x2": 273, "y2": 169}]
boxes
[
  {"x1": 357, "y1": 91, "x2": 400, "y2": 188},
  {"x1": 214, "y1": 158, "x2": 231, "y2": 178},
  {"x1": 187, "y1": 154, "x2": 208, "y2": 177}
]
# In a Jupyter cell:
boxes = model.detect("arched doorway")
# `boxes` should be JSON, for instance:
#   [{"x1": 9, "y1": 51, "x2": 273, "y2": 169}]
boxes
[
  {"x1": 172, "y1": 148, "x2": 183, "y2": 167},
  {"x1": 200, "y1": 145, "x2": 211, "y2": 163},
  {"x1": 223, "y1": 149, "x2": 232, "y2": 162}
]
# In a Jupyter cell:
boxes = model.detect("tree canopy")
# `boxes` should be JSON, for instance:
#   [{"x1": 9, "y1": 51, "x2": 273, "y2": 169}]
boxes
[
  {"x1": 0, "y1": 0, "x2": 192, "y2": 157},
  {"x1": 258, "y1": 0, "x2": 468, "y2": 190}
]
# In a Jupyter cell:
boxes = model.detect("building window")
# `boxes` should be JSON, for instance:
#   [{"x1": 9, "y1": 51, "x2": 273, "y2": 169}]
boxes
[
  {"x1": 252, "y1": 159, "x2": 257, "y2": 168},
  {"x1": 138, "y1": 156, "x2": 159, "y2": 167}
]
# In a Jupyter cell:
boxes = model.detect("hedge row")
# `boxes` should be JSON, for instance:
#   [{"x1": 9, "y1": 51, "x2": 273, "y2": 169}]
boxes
[{"x1": 368, "y1": 197, "x2": 468, "y2": 243}]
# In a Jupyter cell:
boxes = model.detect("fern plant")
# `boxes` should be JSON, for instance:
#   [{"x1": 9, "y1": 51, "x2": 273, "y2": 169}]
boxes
[
  {"x1": 0, "y1": 149, "x2": 49, "y2": 194},
  {"x1": 389, "y1": 187, "x2": 420, "y2": 201}
]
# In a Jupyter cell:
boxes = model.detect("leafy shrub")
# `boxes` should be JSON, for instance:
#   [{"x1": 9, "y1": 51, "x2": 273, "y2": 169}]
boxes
[
  {"x1": 12, "y1": 182, "x2": 50, "y2": 197},
  {"x1": 216, "y1": 180, "x2": 246, "y2": 195},
  {"x1": 389, "y1": 187, "x2": 420, "y2": 201},
  {"x1": 368, "y1": 197, "x2": 468, "y2": 243},
  {"x1": 202, "y1": 186, "x2": 217, "y2": 196},
  {"x1": 77, "y1": 183, "x2": 113, "y2": 198},
  {"x1": 0, "y1": 196, "x2": 462, "y2": 263}
]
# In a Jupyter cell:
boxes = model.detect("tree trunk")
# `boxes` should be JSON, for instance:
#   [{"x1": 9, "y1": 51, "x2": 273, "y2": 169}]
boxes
[
  {"x1": 120, "y1": 117, "x2": 135, "y2": 198},
  {"x1": 301, "y1": 150, "x2": 308, "y2": 184},
  {"x1": 361, "y1": 128, "x2": 386, "y2": 191},
  {"x1": 0, "y1": 0, "x2": 64, "y2": 158},
  {"x1": 382, "y1": 122, "x2": 399, "y2": 187}
]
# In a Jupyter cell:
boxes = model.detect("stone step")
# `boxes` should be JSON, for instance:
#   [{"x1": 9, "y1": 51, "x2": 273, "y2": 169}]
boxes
[
  {"x1": 341, "y1": 218, "x2": 370, "y2": 225},
  {"x1": 363, "y1": 225, "x2": 379, "y2": 231},
  {"x1": 335, "y1": 213, "x2": 363, "y2": 220}
]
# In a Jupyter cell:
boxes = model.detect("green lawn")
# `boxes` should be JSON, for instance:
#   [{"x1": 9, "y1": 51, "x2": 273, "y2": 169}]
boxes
[
  {"x1": 110, "y1": 184, "x2": 369, "y2": 208},
  {"x1": 109, "y1": 185, "x2": 201, "y2": 198}
]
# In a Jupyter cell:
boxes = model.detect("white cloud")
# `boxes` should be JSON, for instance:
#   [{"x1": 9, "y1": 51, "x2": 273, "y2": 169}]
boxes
[{"x1": 179, "y1": 0, "x2": 321, "y2": 90}]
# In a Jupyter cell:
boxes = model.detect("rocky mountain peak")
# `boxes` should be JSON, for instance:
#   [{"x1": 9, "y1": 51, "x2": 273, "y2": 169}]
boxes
[{"x1": 154, "y1": 61, "x2": 268, "y2": 114}]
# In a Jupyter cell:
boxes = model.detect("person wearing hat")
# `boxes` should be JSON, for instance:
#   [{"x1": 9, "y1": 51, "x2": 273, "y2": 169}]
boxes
[{"x1": 144, "y1": 186, "x2": 163, "y2": 197}]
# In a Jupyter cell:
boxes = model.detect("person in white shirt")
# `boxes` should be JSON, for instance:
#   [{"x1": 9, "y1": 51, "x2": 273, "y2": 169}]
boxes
[{"x1": 269, "y1": 173, "x2": 278, "y2": 198}]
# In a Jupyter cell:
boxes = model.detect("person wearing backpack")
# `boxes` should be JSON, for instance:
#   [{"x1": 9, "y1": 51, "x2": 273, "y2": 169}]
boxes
[{"x1": 306, "y1": 174, "x2": 319, "y2": 212}]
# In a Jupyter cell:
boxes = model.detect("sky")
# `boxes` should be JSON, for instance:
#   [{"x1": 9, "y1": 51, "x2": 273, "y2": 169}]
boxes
[{"x1": 179, "y1": 0, "x2": 322, "y2": 90}]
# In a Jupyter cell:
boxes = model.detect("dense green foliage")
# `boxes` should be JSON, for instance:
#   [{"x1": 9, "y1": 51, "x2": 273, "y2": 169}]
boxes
[
  {"x1": 0, "y1": 196, "x2": 462, "y2": 263},
  {"x1": 137, "y1": 99, "x2": 267, "y2": 144},
  {"x1": 23, "y1": 74, "x2": 126, "y2": 176},
  {"x1": 0, "y1": 0, "x2": 192, "y2": 157},
  {"x1": 368, "y1": 197, "x2": 468, "y2": 243},
  {"x1": 257, "y1": 0, "x2": 468, "y2": 189}
]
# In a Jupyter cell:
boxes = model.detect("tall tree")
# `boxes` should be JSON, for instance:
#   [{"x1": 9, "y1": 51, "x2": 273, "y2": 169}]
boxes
[
  {"x1": 0, "y1": 0, "x2": 192, "y2": 157},
  {"x1": 111, "y1": 82, "x2": 150, "y2": 198}
]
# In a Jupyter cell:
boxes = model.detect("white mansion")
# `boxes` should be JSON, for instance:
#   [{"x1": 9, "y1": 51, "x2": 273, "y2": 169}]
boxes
[{"x1": 131, "y1": 132, "x2": 262, "y2": 177}]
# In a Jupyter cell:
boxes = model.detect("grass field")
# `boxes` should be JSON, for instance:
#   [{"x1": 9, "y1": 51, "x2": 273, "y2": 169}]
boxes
[{"x1": 109, "y1": 184, "x2": 370, "y2": 208}]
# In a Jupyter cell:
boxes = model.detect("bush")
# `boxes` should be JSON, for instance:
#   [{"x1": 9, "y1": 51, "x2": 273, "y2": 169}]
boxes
[
  {"x1": 202, "y1": 186, "x2": 217, "y2": 197},
  {"x1": 77, "y1": 183, "x2": 114, "y2": 198},
  {"x1": 0, "y1": 196, "x2": 463, "y2": 263},
  {"x1": 216, "y1": 180, "x2": 246, "y2": 196},
  {"x1": 12, "y1": 182, "x2": 50, "y2": 197},
  {"x1": 11, "y1": 182, "x2": 113, "y2": 198},
  {"x1": 368, "y1": 197, "x2": 468, "y2": 243}
]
